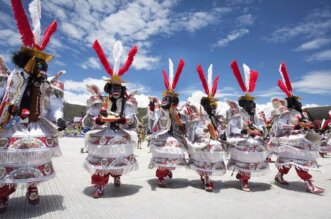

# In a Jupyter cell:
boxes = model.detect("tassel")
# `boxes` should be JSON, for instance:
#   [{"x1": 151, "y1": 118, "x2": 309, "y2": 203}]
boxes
[
  {"x1": 162, "y1": 70, "x2": 170, "y2": 90},
  {"x1": 279, "y1": 63, "x2": 292, "y2": 93},
  {"x1": 248, "y1": 70, "x2": 258, "y2": 93},
  {"x1": 39, "y1": 21, "x2": 57, "y2": 50},
  {"x1": 197, "y1": 64, "x2": 209, "y2": 95},
  {"x1": 86, "y1": 84, "x2": 101, "y2": 96},
  {"x1": 277, "y1": 80, "x2": 291, "y2": 97},
  {"x1": 172, "y1": 58, "x2": 185, "y2": 90},
  {"x1": 230, "y1": 60, "x2": 247, "y2": 92},
  {"x1": 211, "y1": 75, "x2": 220, "y2": 96},
  {"x1": 10, "y1": 0, "x2": 35, "y2": 47},
  {"x1": 118, "y1": 45, "x2": 138, "y2": 76},
  {"x1": 93, "y1": 40, "x2": 113, "y2": 76}
]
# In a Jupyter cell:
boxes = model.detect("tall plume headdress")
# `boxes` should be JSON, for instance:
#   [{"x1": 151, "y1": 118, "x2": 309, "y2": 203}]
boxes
[
  {"x1": 162, "y1": 58, "x2": 185, "y2": 97},
  {"x1": 92, "y1": 40, "x2": 138, "y2": 85},
  {"x1": 230, "y1": 60, "x2": 259, "y2": 101},
  {"x1": 11, "y1": 0, "x2": 57, "y2": 72},
  {"x1": 196, "y1": 64, "x2": 220, "y2": 106},
  {"x1": 277, "y1": 62, "x2": 300, "y2": 100}
]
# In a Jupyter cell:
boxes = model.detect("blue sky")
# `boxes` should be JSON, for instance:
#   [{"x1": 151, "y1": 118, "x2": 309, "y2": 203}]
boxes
[{"x1": 0, "y1": 0, "x2": 330, "y2": 112}]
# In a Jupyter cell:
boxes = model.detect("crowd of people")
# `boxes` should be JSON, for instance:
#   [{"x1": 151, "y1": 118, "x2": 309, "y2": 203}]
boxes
[{"x1": 0, "y1": 0, "x2": 330, "y2": 214}]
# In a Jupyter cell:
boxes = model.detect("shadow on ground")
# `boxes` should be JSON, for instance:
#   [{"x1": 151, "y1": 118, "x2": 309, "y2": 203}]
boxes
[
  {"x1": 83, "y1": 184, "x2": 142, "y2": 198},
  {"x1": 3, "y1": 195, "x2": 64, "y2": 217},
  {"x1": 216, "y1": 180, "x2": 272, "y2": 192},
  {"x1": 147, "y1": 178, "x2": 189, "y2": 191}
]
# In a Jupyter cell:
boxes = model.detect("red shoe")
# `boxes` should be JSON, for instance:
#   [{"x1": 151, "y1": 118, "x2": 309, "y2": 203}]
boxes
[
  {"x1": 266, "y1": 157, "x2": 274, "y2": 163},
  {"x1": 92, "y1": 186, "x2": 104, "y2": 199},
  {"x1": 167, "y1": 170, "x2": 173, "y2": 179},
  {"x1": 26, "y1": 186, "x2": 39, "y2": 205},
  {"x1": 305, "y1": 180, "x2": 325, "y2": 194},
  {"x1": 158, "y1": 178, "x2": 166, "y2": 188},
  {"x1": 319, "y1": 153, "x2": 326, "y2": 158},
  {"x1": 275, "y1": 173, "x2": 290, "y2": 185},
  {"x1": 204, "y1": 181, "x2": 214, "y2": 192},
  {"x1": 114, "y1": 176, "x2": 121, "y2": 187},
  {"x1": 241, "y1": 180, "x2": 250, "y2": 192},
  {"x1": 0, "y1": 197, "x2": 8, "y2": 214}
]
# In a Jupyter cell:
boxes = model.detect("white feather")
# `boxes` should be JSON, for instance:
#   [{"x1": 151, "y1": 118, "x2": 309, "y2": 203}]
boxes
[
  {"x1": 168, "y1": 58, "x2": 174, "y2": 89},
  {"x1": 29, "y1": 0, "x2": 41, "y2": 45},
  {"x1": 243, "y1": 63, "x2": 250, "y2": 92},
  {"x1": 113, "y1": 41, "x2": 123, "y2": 75},
  {"x1": 321, "y1": 119, "x2": 325, "y2": 129},
  {"x1": 207, "y1": 64, "x2": 213, "y2": 95},
  {"x1": 279, "y1": 64, "x2": 286, "y2": 85}
]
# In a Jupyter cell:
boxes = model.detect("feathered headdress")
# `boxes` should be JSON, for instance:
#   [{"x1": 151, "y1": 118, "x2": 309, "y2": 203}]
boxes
[
  {"x1": 196, "y1": 64, "x2": 220, "y2": 105},
  {"x1": 277, "y1": 62, "x2": 300, "y2": 100},
  {"x1": 93, "y1": 40, "x2": 138, "y2": 85},
  {"x1": 230, "y1": 60, "x2": 259, "y2": 101},
  {"x1": 11, "y1": 0, "x2": 57, "y2": 69},
  {"x1": 162, "y1": 58, "x2": 185, "y2": 97}
]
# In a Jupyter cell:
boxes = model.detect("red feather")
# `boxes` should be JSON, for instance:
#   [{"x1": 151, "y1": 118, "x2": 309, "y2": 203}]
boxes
[
  {"x1": 10, "y1": 0, "x2": 34, "y2": 47},
  {"x1": 172, "y1": 58, "x2": 185, "y2": 90},
  {"x1": 230, "y1": 60, "x2": 247, "y2": 92},
  {"x1": 277, "y1": 80, "x2": 291, "y2": 97},
  {"x1": 248, "y1": 70, "x2": 258, "y2": 93},
  {"x1": 39, "y1": 21, "x2": 57, "y2": 51},
  {"x1": 323, "y1": 120, "x2": 330, "y2": 129},
  {"x1": 118, "y1": 45, "x2": 138, "y2": 76},
  {"x1": 196, "y1": 64, "x2": 209, "y2": 95},
  {"x1": 211, "y1": 75, "x2": 220, "y2": 96},
  {"x1": 92, "y1": 40, "x2": 113, "y2": 76},
  {"x1": 162, "y1": 70, "x2": 170, "y2": 90},
  {"x1": 280, "y1": 63, "x2": 293, "y2": 93},
  {"x1": 314, "y1": 119, "x2": 321, "y2": 129}
]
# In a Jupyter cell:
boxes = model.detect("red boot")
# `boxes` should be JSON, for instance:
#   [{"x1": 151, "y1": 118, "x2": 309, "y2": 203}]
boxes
[
  {"x1": 158, "y1": 177, "x2": 166, "y2": 187},
  {"x1": 0, "y1": 197, "x2": 8, "y2": 214},
  {"x1": 114, "y1": 176, "x2": 121, "y2": 187},
  {"x1": 92, "y1": 185, "x2": 104, "y2": 199},
  {"x1": 305, "y1": 180, "x2": 324, "y2": 194},
  {"x1": 26, "y1": 186, "x2": 39, "y2": 205},
  {"x1": 203, "y1": 176, "x2": 214, "y2": 192},
  {"x1": 275, "y1": 172, "x2": 290, "y2": 185},
  {"x1": 167, "y1": 170, "x2": 173, "y2": 179},
  {"x1": 241, "y1": 179, "x2": 250, "y2": 192}
]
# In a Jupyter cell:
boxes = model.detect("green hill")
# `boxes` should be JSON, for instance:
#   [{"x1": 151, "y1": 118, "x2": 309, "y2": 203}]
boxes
[{"x1": 64, "y1": 102, "x2": 147, "y2": 122}]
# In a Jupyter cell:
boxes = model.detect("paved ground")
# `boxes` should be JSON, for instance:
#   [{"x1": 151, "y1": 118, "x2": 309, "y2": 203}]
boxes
[{"x1": 2, "y1": 137, "x2": 331, "y2": 219}]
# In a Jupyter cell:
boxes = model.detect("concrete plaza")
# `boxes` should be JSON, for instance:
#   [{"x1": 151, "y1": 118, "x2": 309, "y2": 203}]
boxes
[{"x1": 2, "y1": 137, "x2": 331, "y2": 219}]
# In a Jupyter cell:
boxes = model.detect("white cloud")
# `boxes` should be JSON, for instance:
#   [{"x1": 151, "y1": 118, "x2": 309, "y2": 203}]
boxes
[
  {"x1": 212, "y1": 28, "x2": 249, "y2": 48},
  {"x1": 306, "y1": 50, "x2": 331, "y2": 62},
  {"x1": 0, "y1": 29, "x2": 21, "y2": 47},
  {"x1": 62, "y1": 77, "x2": 150, "y2": 107},
  {"x1": 295, "y1": 38, "x2": 331, "y2": 51},
  {"x1": 292, "y1": 70, "x2": 331, "y2": 94},
  {"x1": 266, "y1": 9, "x2": 331, "y2": 43},
  {"x1": 81, "y1": 57, "x2": 102, "y2": 70},
  {"x1": 236, "y1": 14, "x2": 254, "y2": 26}
]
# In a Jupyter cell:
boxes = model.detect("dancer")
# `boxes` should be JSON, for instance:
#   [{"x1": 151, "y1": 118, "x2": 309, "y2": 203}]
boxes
[
  {"x1": 0, "y1": 0, "x2": 61, "y2": 212},
  {"x1": 314, "y1": 111, "x2": 331, "y2": 157},
  {"x1": 270, "y1": 63, "x2": 324, "y2": 193},
  {"x1": 81, "y1": 84, "x2": 103, "y2": 153},
  {"x1": 84, "y1": 40, "x2": 138, "y2": 198},
  {"x1": 226, "y1": 60, "x2": 269, "y2": 192},
  {"x1": 148, "y1": 58, "x2": 187, "y2": 187},
  {"x1": 184, "y1": 64, "x2": 226, "y2": 192}
]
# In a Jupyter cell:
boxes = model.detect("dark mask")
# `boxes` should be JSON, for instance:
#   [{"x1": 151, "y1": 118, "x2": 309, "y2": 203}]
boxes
[
  {"x1": 161, "y1": 96, "x2": 172, "y2": 109},
  {"x1": 110, "y1": 84, "x2": 122, "y2": 99},
  {"x1": 287, "y1": 97, "x2": 302, "y2": 113},
  {"x1": 241, "y1": 100, "x2": 256, "y2": 116}
]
